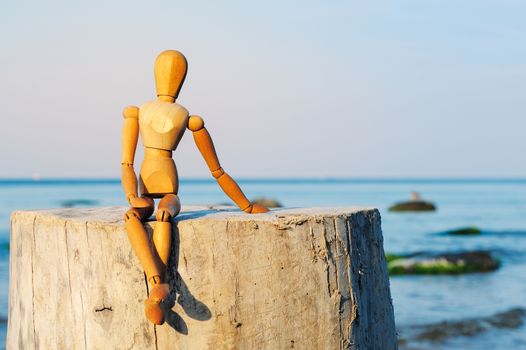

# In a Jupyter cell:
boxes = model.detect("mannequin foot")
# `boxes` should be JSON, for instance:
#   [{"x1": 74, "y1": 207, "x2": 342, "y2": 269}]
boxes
[{"x1": 145, "y1": 283, "x2": 170, "y2": 325}]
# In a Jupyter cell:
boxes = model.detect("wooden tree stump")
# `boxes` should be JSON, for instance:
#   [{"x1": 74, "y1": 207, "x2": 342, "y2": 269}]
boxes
[{"x1": 7, "y1": 206, "x2": 397, "y2": 349}]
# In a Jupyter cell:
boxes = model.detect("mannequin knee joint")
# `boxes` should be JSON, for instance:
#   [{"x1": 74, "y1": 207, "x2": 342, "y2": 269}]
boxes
[
  {"x1": 156, "y1": 209, "x2": 172, "y2": 222},
  {"x1": 124, "y1": 208, "x2": 140, "y2": 221}
]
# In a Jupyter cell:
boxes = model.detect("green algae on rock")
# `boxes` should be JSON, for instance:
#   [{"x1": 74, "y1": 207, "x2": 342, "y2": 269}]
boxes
[
  {"x1": 445, "y1": 226, "x2": 482, "y2": 235},
  {"x1": 385, "y1": 253, "x2": 405, "y2": 263},
  {"x1": 386, "y1": 250, "x2": 500, "y2": 275}
]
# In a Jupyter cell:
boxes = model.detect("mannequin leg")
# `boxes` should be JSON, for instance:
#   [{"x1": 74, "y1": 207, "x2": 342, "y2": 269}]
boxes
[
  {"x1": 123, "y1": 196, "x2": 162, "y2": 284},
  {"x1": 145, "y1": 193, "x2": 181, "y2": 325},
  {"x1": 153, "y1": 194, "x2": 181, "y2": 277}
]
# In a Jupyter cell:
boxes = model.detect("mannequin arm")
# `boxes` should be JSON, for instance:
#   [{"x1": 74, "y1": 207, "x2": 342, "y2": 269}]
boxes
[
  {"x1": 121, "y1": 106, "x2": 140, "y2": 204},
  {"x1": 187, "y1": 115, "x2": 268, "y2": 213}
]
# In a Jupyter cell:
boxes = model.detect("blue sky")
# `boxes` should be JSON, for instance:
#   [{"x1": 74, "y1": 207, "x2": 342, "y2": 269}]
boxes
[{"x1": 1, "y1": 1, "x2": 525, "y2": 178}]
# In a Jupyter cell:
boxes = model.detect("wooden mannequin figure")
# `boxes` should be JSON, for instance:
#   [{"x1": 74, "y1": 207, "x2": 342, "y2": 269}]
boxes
[{"x1": 121, "y1": 50, "x2": 269, "y2": 325}]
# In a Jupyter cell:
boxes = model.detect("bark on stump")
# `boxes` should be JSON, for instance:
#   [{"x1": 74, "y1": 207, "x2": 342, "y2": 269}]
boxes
[{"x1": 7, "y1": 206, "x2": 397, "y2": 349}]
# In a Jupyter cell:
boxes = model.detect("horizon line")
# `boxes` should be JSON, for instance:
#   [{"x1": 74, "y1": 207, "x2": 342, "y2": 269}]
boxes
[{"x1": 1, "y1": 177, "x2": 526, "y2": 184}]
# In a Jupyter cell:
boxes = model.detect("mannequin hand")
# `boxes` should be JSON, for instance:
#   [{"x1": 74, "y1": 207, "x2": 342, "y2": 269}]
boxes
[{"x1": 247, "y1": 203, "x2": 269, "y2": 213}]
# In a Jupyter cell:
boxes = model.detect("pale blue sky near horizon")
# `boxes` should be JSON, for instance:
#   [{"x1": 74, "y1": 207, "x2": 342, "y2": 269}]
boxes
[{"x1": 1, "y1": 0, "x2": 525, "y2": 178}]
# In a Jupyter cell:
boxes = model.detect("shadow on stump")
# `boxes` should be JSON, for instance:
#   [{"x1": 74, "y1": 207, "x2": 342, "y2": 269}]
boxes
[{"x1": 162, "y1": 222, "x2": 212, "y2": 334}]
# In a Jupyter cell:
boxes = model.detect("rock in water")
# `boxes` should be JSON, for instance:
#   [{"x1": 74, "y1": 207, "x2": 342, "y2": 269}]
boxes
[
  {"x1": 444, "y1": 226, "x2": 482, "y2": 235},
  {"x1": 251, "y1": 197, "x2": 283, "y2": 208},
  {"x1": 399, "y1": 307, "x2": 526, "y2": 345},
  {"x1": 7, "y1": 206, "x2": 397, "y2": 350},
  {"x1": 388, "y1": 201, "x2": 436, "y2": 212},
  {"x1": 387, "y1": 250, "x2": 500, "y2": 275},
  {"x1": 388, "y1": 192, "x2": 436, "y2": 212},
  {"x1": 59, "y1": 199, "x2": 99, "y2": 208}
]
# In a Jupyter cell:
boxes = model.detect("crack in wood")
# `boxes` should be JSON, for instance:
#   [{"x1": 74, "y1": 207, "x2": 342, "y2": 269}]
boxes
[
  {"x1": 94, "y1": 306, "x2": 113, "y2": 312},
  {"x1": 31, "y1": 215, "x2": 37, "y2": 345},
  {"x1": 64, "y1": 221, "x2": 75, "y2": 323}
]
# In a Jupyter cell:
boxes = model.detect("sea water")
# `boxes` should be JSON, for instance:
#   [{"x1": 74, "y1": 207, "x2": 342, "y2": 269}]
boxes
[{"x1": 0, "y1": 179, "x2": 525, "y2": 349}]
